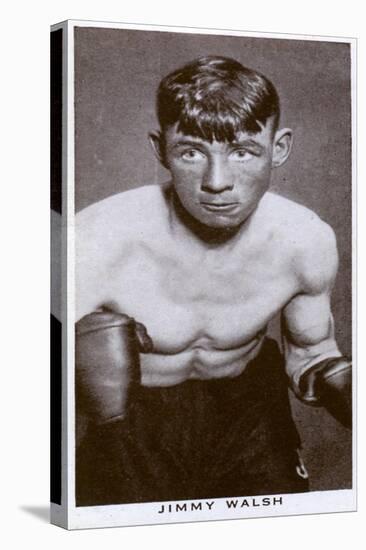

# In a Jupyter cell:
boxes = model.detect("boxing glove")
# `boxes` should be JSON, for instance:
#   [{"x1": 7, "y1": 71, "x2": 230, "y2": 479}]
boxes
[
  {"x1": 298, "y1": 357, "x2": 352, "y2": 428},
  {"x1": 75, "y1": 311, "x2": 153, "y2": 425}
]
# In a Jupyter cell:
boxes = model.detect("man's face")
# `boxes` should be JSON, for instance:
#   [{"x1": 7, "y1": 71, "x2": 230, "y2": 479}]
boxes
[{"x1": 161, "y1": 121, "x2": 279, "y2": 230}]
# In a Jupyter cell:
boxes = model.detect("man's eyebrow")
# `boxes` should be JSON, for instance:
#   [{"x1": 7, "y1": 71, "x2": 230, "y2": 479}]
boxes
[
  {"x1": 168, "y1": 137, "x2": 266, "y2": 151},
  {"x1": 170, "y1": 139, "x2": 206, "y2": 148},
  {"x1": 230, "y1": 139, "x2": 265, "y2": 151}
]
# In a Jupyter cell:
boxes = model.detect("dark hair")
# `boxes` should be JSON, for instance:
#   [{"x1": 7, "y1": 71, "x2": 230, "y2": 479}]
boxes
[{"x1": 157, "y1": 56, "x2": 280, "y2": 142}]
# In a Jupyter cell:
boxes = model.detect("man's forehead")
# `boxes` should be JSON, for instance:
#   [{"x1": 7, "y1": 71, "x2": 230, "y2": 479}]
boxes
[{"x1": 164, "y1": 121, "x2": 274, "y2": 146}]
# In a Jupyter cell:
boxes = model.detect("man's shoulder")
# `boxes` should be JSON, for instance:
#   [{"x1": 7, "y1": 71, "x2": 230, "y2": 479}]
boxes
[
  {"x1": 261, "y1": 193, "x2": 338, "y2": 292},
  {"x1": 262, "y1": 192, "x2": 335, "y2": 245},
  {"x1": 76, "y1": 185, "x2": 167, "y2": 241},
  {"x1": 77, "y1": 185, "x2": 166, "y2": 228},
  {"x1": 76, "y1": 184, "x2": 169, "y2": 267}
]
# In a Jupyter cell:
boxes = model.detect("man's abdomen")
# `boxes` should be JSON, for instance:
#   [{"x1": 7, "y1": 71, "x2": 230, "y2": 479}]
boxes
[{"x1": 140, "y1": 332, "x2": 266, "y2": 386}]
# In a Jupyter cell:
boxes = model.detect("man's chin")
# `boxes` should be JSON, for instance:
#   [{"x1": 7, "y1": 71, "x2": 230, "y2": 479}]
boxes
[
  {"x1": 171, "y1": 191, "x2": 246, "y2": 240},
  {"x1": 190, "y1": 213, "x2": 246, "y2": 242},
  {"x1": 200, "y1": 217, "x2": 242, "y2": 230},
  {"x1": 196, "y1": 211, "x2": 246, "y2": 231}
]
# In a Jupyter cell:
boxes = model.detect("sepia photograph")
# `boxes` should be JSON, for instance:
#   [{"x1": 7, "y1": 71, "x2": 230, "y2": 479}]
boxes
[{"x1": 51, "y1": 20, "x2": 355, "y2": 528}]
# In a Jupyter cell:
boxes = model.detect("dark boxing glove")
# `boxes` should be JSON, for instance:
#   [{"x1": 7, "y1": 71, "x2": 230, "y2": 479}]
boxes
[
  {"x1": 298, "y1": 357, "x2": 352, "y2": 428},
  {"x1": 75, "y1": 311, "x2": 153, "y2": 425}
]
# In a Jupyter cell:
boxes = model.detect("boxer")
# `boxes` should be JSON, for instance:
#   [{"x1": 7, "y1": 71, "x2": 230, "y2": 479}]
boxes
[{"x1": 75, "y1": 56, "x2": 351, "y2": 505}]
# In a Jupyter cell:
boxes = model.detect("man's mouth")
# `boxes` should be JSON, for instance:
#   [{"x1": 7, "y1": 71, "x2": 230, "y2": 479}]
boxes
[{"x1": 200, "y1": 202, "x2": 239, "y2": 212}]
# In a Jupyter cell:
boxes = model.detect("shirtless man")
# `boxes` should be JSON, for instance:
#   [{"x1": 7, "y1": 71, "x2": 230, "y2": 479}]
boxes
[{"x1": 75, "y1": 56, "x2": 351, "y2": 506}]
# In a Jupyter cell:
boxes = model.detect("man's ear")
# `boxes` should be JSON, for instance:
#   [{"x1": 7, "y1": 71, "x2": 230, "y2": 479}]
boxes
[
  {"x1": 148, "y1": 131, "x2": 168, "y2": 168},
  {"x1": 271, "y1": 128, "x2": 293, "y2": 168}
]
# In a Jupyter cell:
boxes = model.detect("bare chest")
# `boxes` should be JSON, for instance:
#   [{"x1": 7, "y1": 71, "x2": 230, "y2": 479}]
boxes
[{"x1": 103, "y1": 244, "x2": 295, "y2": 353}]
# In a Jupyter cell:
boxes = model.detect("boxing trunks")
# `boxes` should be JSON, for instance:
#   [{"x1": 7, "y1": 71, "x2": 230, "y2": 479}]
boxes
[{"x1": 76, "y1": 337, "x2": 308, "y2": 506}]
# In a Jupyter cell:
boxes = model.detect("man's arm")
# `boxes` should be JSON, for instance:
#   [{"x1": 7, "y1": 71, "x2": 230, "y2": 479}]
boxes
[
  {"x1": 282, "y1": 293, "x2": 342, "y2": 391},
  {"x1": 282, "y1": 221, "x2": 351, "y2": 427},
  {"x1": 74, "y1": 199, "x2": 154, "y2": 436},
  {"x1": 75, "y1": 206, "x2": 109, "y2": 321}
]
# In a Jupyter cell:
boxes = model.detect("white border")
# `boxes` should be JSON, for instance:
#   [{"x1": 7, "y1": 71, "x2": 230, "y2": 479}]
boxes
[
  {"x1": 59, "y1": 19, "x2": 357, "y2": 530},
  {"x1": 51, "y1": 18, "x2": 356, "y2": 42},
  {"x1": 351, "y1": 36, "x2": 358, "y2": 498},
  {"x1": 70, "y1": 489, "x2": 356, "y2": 530}
]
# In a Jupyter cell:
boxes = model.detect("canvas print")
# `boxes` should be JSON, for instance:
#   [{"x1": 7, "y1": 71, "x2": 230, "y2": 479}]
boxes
[{"x1": 50, "y1": 20, "x2": 355, "y2": 529}]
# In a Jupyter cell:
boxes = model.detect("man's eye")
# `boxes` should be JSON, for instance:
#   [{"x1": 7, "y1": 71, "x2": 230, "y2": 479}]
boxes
[
  {"x1": 231, "y1": 149, "x2": 253, "y2": 160},
  {"x1": 181, "y1": 149, "x2": 204, "y2": 161}
]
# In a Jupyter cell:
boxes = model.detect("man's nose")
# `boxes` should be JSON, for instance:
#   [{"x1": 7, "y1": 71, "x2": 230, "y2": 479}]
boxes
[{"x1": 201, "y1": 158, "x2": 234, "y2": 193}]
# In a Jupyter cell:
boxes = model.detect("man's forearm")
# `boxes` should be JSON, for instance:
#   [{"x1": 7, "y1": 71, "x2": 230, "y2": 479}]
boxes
[
  {"x1": 284, "y1": 336, "x2": 351, "y2": 428},
  {"x1": 284, "y1": 334, "x2": 342, "y2": 394}
]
